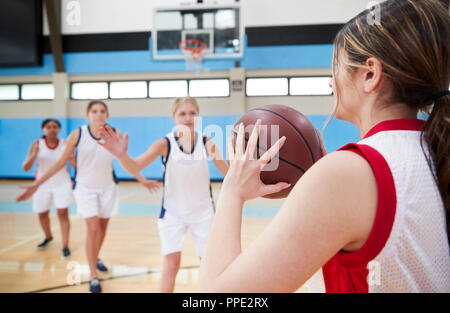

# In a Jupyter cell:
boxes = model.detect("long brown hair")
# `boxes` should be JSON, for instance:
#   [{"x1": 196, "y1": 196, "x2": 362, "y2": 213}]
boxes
[{"x1": 333, "y1": 0, "x2": 449, "y2": 240}]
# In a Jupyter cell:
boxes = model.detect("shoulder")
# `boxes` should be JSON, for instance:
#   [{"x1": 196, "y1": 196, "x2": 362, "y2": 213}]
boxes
[
  {"x1": 69, "y1": 127, "x2": 81, "y2": 137},
  {"x1": 301, "y1": 150, "x2": 378, "y2": 198},
  {"x1": 153, "y1": 137, "x2": 170, "y2": 154},
  {"x1": 156, "y1": 137, "x2": 169, "y2": 146},
  {"x1": 293, "y1": 149, "x2": 379, "y2": 248},
  {"x1": 66, "y1": 128, "x2": 82, "y2": 146},
  {"x1": 309, "y1": 146, "x2": 381, "y2": 188}
]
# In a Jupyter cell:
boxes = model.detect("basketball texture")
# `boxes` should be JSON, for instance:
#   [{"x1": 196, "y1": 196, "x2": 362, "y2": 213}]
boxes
[{"x1": 233, "y1": 104, "x2": 324, "y2": 199}]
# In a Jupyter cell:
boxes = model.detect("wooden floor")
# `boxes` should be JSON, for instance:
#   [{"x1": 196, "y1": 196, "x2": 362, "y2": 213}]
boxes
[{"x1": 0, "y1": 180, "x2": 309, "y2": 293}]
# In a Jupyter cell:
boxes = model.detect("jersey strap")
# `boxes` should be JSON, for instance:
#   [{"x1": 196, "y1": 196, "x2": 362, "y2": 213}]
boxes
[{"x1": 322, "y1": 143, "x2": 397, "y2": 293}]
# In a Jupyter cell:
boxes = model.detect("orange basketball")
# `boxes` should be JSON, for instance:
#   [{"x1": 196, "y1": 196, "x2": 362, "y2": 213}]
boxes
[{"x1": 233, "y1": 104, "x2": 324, "y2": 199}]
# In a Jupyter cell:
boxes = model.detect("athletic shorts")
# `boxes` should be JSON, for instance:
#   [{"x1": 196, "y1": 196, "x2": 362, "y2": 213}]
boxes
[
  {"x1": 157, "y1": 210, "x2": 214, "y2": 257},
  {"x1": 32, "y1": 185, "x2": 74, "y2": 213},
  {"x1": 73, "y1": 183, "x2": 119, "y2": 219}
]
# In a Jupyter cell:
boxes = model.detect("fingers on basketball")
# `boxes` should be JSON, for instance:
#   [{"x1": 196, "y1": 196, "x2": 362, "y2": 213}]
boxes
[
  {"x1": 245, "y1": 119, "x2": 261, "y2": 160},
  {"x1": 258, "y1": 136, "x2": 286, "y2": 169}
]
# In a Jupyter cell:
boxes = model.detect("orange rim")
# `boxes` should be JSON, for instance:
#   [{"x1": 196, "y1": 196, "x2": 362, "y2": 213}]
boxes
[{"x1": 179, "y1": 39, "x2": 207, "y2": 59}]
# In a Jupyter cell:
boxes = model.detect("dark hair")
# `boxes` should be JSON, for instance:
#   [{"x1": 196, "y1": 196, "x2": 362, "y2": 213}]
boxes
[
  {"x1": 41, "y1": 119, "x2": 61, "y2": 129},
  {"x1": 334, "y1": 0, "x2": 449, "y2": 241},
  {"x1": 86, "y1": 100, "x2": 109, "y2": 114},
  {"x1": 41, "y1": 119, "x2": 61, "y2": 139}
]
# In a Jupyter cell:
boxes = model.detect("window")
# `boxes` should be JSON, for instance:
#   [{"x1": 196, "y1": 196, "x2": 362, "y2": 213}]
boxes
[
  {"x1": 246, "y1": 78, "x2": 288, "y2": 96},
  {"x1": 21, "y1": 83, "x2": 54, "y2": 100},
  {"x1": 290, "y1": 77, "x2": 332, "y2": 96},
  {"x1": 110, "y1": 81, "x2": 147, "y2": 99},
  {"x1": 0, "y1": 84, "x2": 20, "y2": 100},
  {"x1": 189, "y1": 79, "x2": 229, "y2": 97},
  {"x1": 71, "y1": 82, "x2": 108, "y2": 100},
  {"x1": 149, "y1": 80, "x2": 188, "y2": 98}
]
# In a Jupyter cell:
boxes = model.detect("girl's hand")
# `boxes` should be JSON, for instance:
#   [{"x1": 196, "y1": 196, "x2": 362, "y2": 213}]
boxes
[
  {"x1": 16, "y1": 183, "x2": 39, "y2": 202},
  {"x1": 97, "y1": 125, "x2": 128, "y2": 158},
  {"x1": 30, "y1": 141, "x2": 39, "y2": 158},
  {"x1": 141, "y1": 179, "x2": 161, "y2": 193},
  {"x1": 222, "y1": 119, "x2": 291, "y2": 202}
]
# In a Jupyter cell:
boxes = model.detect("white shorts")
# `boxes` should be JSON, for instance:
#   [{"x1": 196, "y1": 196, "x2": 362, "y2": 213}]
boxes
[
  {"x1": 73, "y1": 183, "x2": 119, "y2": 219},
  {"x1": 157, "y1": 209, "x2": 214, "y2": 257},
  {"x1": 32, "y1": 185, "x2": 74, "y2": 213}
]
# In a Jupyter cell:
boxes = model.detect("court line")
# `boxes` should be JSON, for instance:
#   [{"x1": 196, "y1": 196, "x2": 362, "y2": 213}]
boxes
[
  {"x1": 0, "y1": 214, "x2": 81, "y2": 256},
  {"x1": 26, "y1": 265, "x2": 200, "y2": 293},
  {"x1": 0, "y1": 201, "x2": 281, "y2": 218}
]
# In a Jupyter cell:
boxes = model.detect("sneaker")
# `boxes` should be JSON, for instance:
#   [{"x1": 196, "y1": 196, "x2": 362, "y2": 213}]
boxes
[
  {"x1": 36, "y1": 237, "x2": 53, "y2": 250},
  {"x1": 61, "y1": 247, "x2": 71, "y2": 259},
  {"x1": 89, "y1": 278, "x2": 102, "y2": 293},
  {"x1": 96, "y1": 259, "x2": 108, "y2": 272}
]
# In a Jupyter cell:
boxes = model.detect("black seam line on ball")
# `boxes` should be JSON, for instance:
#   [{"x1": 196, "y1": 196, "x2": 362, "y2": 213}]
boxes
[
  {"x1": 249, "y1": 108, "x2": 315, "y2": 163},
  {"x1": 231, "y1": 130, "x2": 306, "y2": 173}
]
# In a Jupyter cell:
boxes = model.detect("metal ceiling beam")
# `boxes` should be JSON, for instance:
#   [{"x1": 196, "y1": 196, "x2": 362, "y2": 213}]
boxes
[{"x1": 44, "y1": 0, "x2": 65, "y2": 72}]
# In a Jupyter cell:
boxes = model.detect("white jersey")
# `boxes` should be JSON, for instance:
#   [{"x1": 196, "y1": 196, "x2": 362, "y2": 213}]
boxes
[
  {"x1": 161, "y1": 132, "x2": 214, "y2": 222},
  {"x1": 73, "y1": 125, "x2": 117, "y2": 191},
  {"x1": 308, "y1": 119, "x2": 450, "y2": 293},
  {"x1": 35, "y1": 138, "x2": 72, "y2": 191}
]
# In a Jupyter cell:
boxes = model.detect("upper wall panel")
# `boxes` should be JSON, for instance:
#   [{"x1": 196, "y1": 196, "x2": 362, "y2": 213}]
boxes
[{"x1": 44, "y1": 0, "x2": 373, "y2": 35}]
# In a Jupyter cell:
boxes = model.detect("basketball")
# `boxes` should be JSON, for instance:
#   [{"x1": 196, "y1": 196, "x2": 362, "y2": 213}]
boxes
[{"x1": 233, "y1": 104, "x2": 324, "y2": 199}]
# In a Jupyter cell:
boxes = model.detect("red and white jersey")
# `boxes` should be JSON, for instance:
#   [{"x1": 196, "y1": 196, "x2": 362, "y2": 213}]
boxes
[
  {"x1": 309, "y1": 119, "x2": 450, "y2": 293},
  {"x1": 35, "y1": 138, "x2": 72, "y2": 191}
]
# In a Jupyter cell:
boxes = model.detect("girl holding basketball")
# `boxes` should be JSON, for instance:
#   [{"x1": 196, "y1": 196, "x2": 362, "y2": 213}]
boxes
[
  {"x1": 22, "y1": 119, "x2": 75, "y2": 259},
  {"x1": 97, "y1": 97, "x2": 228, "y2": 293},
  {"x1": 17, "y1": 101, "x2": 155, "y2": 293},
  {"x1": 198, "y1": 0, "x2": 450, "y2": 292}
]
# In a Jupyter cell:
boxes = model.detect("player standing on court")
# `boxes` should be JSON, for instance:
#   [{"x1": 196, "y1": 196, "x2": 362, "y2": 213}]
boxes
[
  {"x1": 22, "y1": 119, "x2": 75, "y2": 259},
  {"x1": 198, "y1": 0, "x2": 450, "y2": 293},
  {"x1": 97, "y1": 97, "x2": 228, "y2": 292},
  {"x1": 16, "y1": 101, "x2": 154, "y2": 293}
]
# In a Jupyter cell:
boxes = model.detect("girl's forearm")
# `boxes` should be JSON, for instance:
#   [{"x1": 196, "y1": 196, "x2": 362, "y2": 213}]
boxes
[
  {"x1": 218, "y1": 161, "x2": 229, "y2": 177},
  {"x1": 22, "y1": 155, "x2": 37, "y2": 172},
  {"x1": 34, "y1": 160, "x2": 66, "y2": 186},
  {"x1": 198, "y1": 191, "x2": 244, "y2": 290},
  {"x1": 117, "y1": 153, "x2": 147, "y2": 179}
]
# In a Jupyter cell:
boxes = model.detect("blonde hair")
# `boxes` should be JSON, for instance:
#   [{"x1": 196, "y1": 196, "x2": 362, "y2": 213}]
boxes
[{"x1": 171, "y1": 97, "x2": 199, "y2": 116}]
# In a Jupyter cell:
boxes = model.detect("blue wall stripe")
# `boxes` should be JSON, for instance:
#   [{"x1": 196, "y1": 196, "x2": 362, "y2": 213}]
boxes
[
  {"x1": 0, "y1": 44, "x2": 333, "y2": 76},
  {"x1": 0, "y1": 115, "x2": 360, "y2": 179}
]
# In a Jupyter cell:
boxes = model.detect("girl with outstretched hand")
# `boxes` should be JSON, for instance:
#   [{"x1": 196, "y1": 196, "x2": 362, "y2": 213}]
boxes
[{"x1": 97, "y1": 97, "x2": 228, "y2": 293}]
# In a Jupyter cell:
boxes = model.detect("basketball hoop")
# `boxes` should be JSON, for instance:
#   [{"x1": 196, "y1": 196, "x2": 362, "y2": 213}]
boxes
[{"x1": 179, "y1": 39, "x2": 207, "y2": 71}]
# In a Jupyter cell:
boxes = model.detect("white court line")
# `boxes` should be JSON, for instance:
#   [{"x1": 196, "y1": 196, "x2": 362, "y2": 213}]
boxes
[{"x1": 0, "y1": 214, "x2": 81, "y2": 256}]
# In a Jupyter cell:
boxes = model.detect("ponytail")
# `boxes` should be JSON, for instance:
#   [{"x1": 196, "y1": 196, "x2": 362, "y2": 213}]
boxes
[{"x1": 422, "y1": 94, "x2": 450, "y2": 242}]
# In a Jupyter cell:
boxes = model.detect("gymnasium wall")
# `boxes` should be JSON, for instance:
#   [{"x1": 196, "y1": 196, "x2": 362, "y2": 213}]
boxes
[
  {"x1": 0, "y1": 67, "x2": 360, "y2": 180},
  {"x1": 0, "y1": 0, "x2": 373, "y2": 180},
  {"x1": 0, "y1": 115, "x2": 359, "y2": 180}
]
